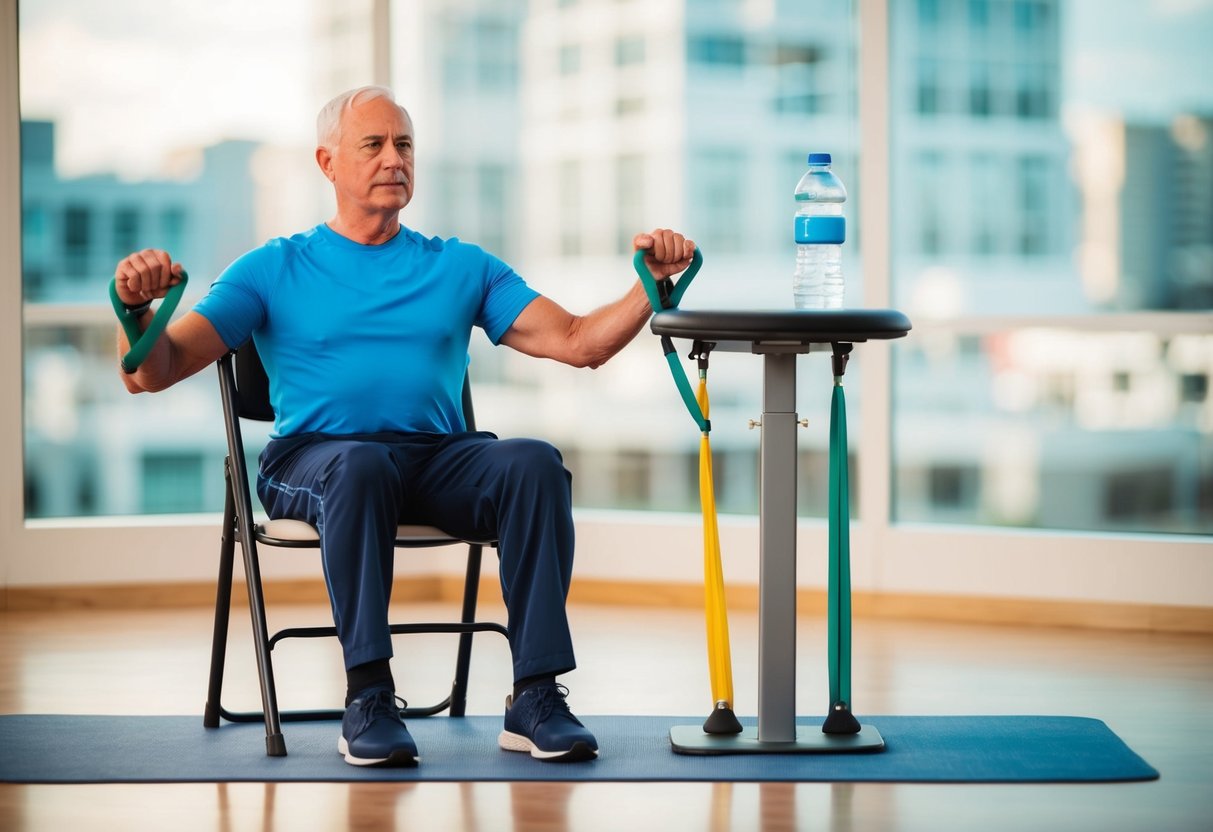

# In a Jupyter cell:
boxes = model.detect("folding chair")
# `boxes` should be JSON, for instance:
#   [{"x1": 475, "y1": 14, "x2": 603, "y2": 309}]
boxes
[{"x1": 202, "y1": 340, "x2": 508, "y2": 757}]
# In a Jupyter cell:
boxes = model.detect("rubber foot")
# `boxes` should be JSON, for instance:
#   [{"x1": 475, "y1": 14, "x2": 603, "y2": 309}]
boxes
[
  {"x1": 266, "y1": 733, "x2": 287, "y2": 757},
  {"x1": 703, "y1": 706, "x2": 744, "y2": 735},
  {"x1": 822, "y1": 702, "x2": 862, "y2": 735}
]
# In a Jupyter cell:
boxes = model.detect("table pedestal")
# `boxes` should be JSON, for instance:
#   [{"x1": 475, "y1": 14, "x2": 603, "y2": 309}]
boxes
[{"x1": 668, "y1": 349, "x2": 882, "y2": 755}]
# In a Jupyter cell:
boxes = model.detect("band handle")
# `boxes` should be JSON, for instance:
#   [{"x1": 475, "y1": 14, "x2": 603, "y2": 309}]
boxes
[
  {"x1": 109, "y1": 271, "x2": 189, "y2": 374},
  {"x1": 633, "y1": 247, "x2": 703, "y2": 313}
]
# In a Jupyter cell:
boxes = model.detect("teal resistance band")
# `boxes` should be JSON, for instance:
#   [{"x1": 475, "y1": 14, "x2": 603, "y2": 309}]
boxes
[
  {"x1": 109, "y1": 272, "x2": 189, "y2": 374},
  {"x1": 824, "y1": 343, "x2": 860, "y2": 735},
  {"x1": 632, "y1": 248, "x2": 708, "y2": 432}
]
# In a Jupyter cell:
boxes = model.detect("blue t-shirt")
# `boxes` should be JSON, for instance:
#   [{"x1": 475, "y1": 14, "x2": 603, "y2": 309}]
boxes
[{"x1": 193, "y1": 223, "x2": 539, "y2": 437}]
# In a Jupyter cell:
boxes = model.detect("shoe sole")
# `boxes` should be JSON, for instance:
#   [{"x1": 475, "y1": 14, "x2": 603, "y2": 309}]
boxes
[
  {"x1": 497, "y1": 730, "x2": 598, "y2": 762},
  {"x1": 338, "y1": 735, "x2": 419, "y2": 767}
]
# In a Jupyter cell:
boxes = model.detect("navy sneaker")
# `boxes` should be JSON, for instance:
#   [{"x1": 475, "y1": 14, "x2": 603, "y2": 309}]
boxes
[
  {"x1": 498, "y1": 682, "x2": 598, "y2": 762},
  {"x1": 338, "y1": 686, "x2": 419, "y2": 767}
]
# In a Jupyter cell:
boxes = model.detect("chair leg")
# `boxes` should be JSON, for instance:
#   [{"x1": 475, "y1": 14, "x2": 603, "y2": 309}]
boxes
[
  {"x1": 448, "y1": 543, "x2": 484, "y2": 717},
  {"x1": 240, "y1": 534, "x2": 288, "y2": 756},
  {"x1": 203, "y1": 482, "x2": 238, "y2": 729}
]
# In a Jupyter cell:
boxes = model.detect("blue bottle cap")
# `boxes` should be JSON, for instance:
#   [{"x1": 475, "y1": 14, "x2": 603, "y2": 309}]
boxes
[{"x1": 807, "y1": 152, "x2": 832, "y2": 165}]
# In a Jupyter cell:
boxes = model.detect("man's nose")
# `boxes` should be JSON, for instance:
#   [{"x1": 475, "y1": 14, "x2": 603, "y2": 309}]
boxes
[{"x1": 382, "y1": 147, "x2": 405, "y2": 168}]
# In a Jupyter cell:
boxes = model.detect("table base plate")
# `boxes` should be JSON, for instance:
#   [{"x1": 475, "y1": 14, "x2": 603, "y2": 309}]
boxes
[{"x1": 670, "y1": 724, "x2": 885, "y2": 755}]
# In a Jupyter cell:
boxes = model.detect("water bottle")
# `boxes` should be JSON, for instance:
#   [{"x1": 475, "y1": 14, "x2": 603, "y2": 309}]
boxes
[{"x1": 792, "y1": 152, "x2": 847, "y2": 309}]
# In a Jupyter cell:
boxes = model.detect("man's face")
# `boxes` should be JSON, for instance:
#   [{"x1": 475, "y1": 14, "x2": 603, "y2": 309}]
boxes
[{"x1": 319, "y1": 95, "x2": 415, "y2": 215}]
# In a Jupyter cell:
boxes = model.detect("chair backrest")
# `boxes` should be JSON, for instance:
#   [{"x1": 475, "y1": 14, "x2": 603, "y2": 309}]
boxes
[{"x1": 225, "y1": 340, "x2": 478, "y2": 431}]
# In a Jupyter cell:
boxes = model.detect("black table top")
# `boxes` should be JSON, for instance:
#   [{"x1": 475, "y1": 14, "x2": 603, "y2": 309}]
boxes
[{"x1": 650, "y1": 308, "x2": 912, "y2": 345}]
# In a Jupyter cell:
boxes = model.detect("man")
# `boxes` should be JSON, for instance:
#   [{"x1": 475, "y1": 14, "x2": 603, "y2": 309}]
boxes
[{"x1": 114, "y1": 85, "x2": 694, "y2": 767}]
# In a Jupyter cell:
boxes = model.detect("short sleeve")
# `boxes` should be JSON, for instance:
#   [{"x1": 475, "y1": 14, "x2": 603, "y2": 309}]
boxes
[
  {"x1": 192, "y1": 246, "x2": 275, "y2": 350},
  {"x1": 475, "y1": 253, "x2": 540, "y2": 345}
]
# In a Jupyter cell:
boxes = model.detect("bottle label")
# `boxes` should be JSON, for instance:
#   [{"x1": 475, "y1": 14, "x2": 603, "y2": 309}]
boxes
[{"x1": 795, "y1": 215, "x2": 845, "y2": 245}]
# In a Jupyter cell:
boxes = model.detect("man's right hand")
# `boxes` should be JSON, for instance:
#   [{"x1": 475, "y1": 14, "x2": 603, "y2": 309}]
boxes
[{"x1": 114, "y1": 249, "x2": 185, "y2": 306}]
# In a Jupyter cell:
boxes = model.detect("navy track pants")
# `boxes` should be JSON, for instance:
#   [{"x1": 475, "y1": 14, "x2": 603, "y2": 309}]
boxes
[{"x1": 257, "y1": 430, "x2": 577, "y2": 682}]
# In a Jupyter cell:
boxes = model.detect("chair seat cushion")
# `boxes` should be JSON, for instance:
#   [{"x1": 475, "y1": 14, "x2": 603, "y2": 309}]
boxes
[{"x1": 257, "y1": 519, "x2": 486, "y2": 546}]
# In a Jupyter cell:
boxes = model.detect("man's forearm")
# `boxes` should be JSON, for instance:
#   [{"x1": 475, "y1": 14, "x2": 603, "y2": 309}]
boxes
[{"x1": 568, "y1": 280, "x2": 654, "y2": 369}]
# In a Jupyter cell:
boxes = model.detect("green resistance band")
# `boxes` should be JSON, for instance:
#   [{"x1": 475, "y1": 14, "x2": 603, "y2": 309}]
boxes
[
  {"x1": 109, "y1": 271, "x2": 189, "y2": 374},
  {"x1": 633, "y1": 248, "x2": 709, "y2": 433},
  {"x1": 827, "y1": 379, "x2": 852, "y2": 712}
]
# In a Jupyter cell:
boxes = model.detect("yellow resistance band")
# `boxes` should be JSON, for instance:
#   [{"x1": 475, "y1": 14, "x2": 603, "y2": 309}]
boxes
[{"x1": 697, "y1": 374, "x2": 734, "y2": 711}]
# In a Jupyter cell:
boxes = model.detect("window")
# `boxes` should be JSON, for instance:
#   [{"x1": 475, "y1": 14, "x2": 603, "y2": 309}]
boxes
[
  {"x1": 140, "y1": 452, "x2": 205, "y2": 514},
  {"x1": 690, "y1": 149, "x2": 745, "y2": 254},
  {"x1": 18, "y1": 0, "x2": 315, "y2": 519},
  {"x1": 559, "y1": 159, "x2": 581, "y2": 256},
  {"x1": 615, "y1": 154, "x2": 644, "y2": 254},
  {"x1": 558, "y1": 44, "x2": 580, "y2": 76},
  {"x1": 112, "y1": 207, "x2": 139, "y2": 257},
  {"x1": 891, "y1": 0, "x2": 1212, "y2": 535},
  {"x1": 615, "y1": 35, "x2": 645, "y2": 67},
  {"x1": 63, "y1": 204, "x2": 90, "y2": 273},
  {"x1": 687, "y1": 35, "x2": 745, "y2": 67}
]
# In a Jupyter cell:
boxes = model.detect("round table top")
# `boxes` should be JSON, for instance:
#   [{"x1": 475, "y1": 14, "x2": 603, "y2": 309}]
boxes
[{"x1": 650, "y1": 308, "x2": 912, "y2": 345}]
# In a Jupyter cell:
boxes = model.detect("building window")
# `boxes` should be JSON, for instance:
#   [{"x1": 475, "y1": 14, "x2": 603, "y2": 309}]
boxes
[
  {"x1": 615, "y1": 35, "x2": 645, "y2": 67},
  {"x1": 1016, "y1": 155, "x2": 1048, "y2": 255},
  {"x1": 615, "y1": 154, "x2": 644, "y2": 254},
  {"x1": 687, "y1": 35, "x2": 746, "y2": 67},
  {"x1": 1179, "y1": 372, "x2": 1208, "y2": 403},
  {"x1": 692, "y1": 149, "x2": 745, "y2": 254},
  {"x1": 160, "y1": 206, "x2": 187, "y2": 254},
  {"x1": 774, "y1": 43, "x2": 824, "y2": 114},
  {"x1": 140, "y1": 452, "x2": 205, "y2": 514},
  {"x1": 916, "y1": 58, "x2": 940, "y2": 115},
  {"x1": 63, "y1": 204, "x2": 90, "y2": 274},
  {"x1": 929, "y1": 464, "x2": 978, "y2": 509},
  {"x1": 559, "y1": 159, "x2": 581, "y2": 256},
  {"x1": 113, "y1": 206, "x2": 140, "y2": 256},
  {"x1": 615, "y1": 96, "x2": 645, "y2": 117},
  {"x1": 558, "y1": 43, "x2": 580, "y2": 76},
  {"x1": 478, "y1": 163, "x2": 507, "y2": 258},
  {"x1": 969, "y1": 63, "x2": 992, "y2": 117}
]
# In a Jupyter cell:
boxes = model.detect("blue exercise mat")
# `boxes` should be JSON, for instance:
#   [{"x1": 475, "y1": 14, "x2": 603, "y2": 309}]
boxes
[{"x1": 0, "y1": 714, "x2": 1158, "y2": 784}]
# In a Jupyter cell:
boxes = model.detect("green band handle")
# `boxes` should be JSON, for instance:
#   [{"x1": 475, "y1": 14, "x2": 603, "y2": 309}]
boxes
[
  {"x1": 634, "y1": 247, "x2": 710, "y2": 432},
  {"x1": 633, "y1": 247, "x2": 703, "y2": 313},
  {"x1": 109, "y1": 271, "x2": 189, "y2": 374},
  {"x1": 663, "y1": 341, "x2": 709, "y2": 433}
]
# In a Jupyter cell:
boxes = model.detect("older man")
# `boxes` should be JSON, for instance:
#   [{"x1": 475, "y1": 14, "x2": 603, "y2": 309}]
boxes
[{"x1": 113, "y1": 86, "x2": 694, "y2": 767}]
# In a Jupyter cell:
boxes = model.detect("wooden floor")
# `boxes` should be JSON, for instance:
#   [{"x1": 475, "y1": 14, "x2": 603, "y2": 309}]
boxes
[{"x1": 1, "y1": 597, "x2": 1211, "y2": 831}]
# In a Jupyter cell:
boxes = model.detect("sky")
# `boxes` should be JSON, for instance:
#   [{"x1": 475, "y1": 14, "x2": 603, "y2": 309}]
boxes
[
  {"x1": 1063, "y1": 0, "x2": 1213, "y2": 121},
  {"x1": 18, "y1": 0, "x2": 316, "y2": 179},
  {"x1": 17, "y1": 0, "x2": 1213, "y2": 180}
]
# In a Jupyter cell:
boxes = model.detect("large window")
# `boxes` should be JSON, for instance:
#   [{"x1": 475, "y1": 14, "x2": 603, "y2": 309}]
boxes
[
  {"x1": 18, "y1": 0, "x2": 319, "y2": 518},
  {"x1": 16, "y1": 0, "x2": 1209, "y2": 542},
  {"x1": 889, "y1": 0, "x2": 1213, "y2": 535}
]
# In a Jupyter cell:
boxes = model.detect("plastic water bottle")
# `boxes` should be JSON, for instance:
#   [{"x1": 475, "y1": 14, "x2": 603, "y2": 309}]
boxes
[{"x1": 792, "y1": 152, "x2": 847, "y2": 309}]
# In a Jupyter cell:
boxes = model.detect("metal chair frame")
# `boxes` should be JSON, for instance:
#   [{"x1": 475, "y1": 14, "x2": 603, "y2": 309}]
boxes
[{"x1": 202, "y1": 342, "x2": 507, "y2": 757}]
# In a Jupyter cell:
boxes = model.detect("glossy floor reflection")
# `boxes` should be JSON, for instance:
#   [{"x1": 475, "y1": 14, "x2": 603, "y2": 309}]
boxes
[{"x1": 1, "y1": 600, "x2": 1210, "y2": 830}]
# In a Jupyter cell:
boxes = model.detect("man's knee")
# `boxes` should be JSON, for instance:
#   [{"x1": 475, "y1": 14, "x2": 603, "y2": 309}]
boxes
[
  {"x1": 500, "y1": 438, "x2": 570, "y2": 487},
  {"x1": 325, "y1": 442, "x2": 400, "y2": 494}
]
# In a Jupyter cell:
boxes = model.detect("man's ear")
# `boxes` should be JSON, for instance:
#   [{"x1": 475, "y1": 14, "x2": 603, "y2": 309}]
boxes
[{"x1": 316, "y1": 146, "x2": 336, "y2": 182}]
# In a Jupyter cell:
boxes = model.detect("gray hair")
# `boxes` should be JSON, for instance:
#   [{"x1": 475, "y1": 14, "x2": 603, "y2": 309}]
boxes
[{"x1": 315, "y1": 86, "x2": 409, "y2": 148}]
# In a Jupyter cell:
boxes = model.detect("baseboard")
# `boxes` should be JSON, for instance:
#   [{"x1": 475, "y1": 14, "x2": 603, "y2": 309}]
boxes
[{"x1": 5, "y1": 576, "x2": 1212, "y2": 635}]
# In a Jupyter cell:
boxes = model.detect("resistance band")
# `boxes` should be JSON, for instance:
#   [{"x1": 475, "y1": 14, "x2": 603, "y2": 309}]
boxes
[
  {"x1": 109, "y1": 272, "x2": 189, "y2": 374},
  {"x1": 823, "y1": 344, "x2": 861, "y2": 734},
  {"x1": 634, "y1": 248, "x2": 742, "y2": 735}
]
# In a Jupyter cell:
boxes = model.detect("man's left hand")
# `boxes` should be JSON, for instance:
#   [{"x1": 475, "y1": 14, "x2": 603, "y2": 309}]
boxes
[{"x1": 633, "y1": 228, "x2": 695, "y2": 281}]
